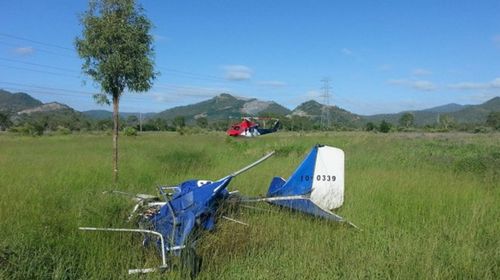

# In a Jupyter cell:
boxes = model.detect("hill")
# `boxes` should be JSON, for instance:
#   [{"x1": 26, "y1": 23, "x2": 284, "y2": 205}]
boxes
[
  {"x1": 0, "y1": 90, "x2": 89, "y2": 131},
  {"x1": 291, "y1": 100, "x2": 362, "y2": 127},
  {"x1": 448, "y1": 96, "x2": 500, "y2": 124},
  {"x1": 17, "y1": 102, "x2": 73, "y2": 115},
  {"x1": 421, "y1": 103, "x2": 467, "y2": 113},
  {"x1": 156, "y1": 93, "x2": 291, "y2": 121},
  {"x1": 0, "y1": 89, "x2": 43, "y2": 113},
  {"x1": 81, "y1": 110, "x2": 113, "y2": 119},
  {"x1": 12, "y1": 101, "x2": 89, "y2": 130}
]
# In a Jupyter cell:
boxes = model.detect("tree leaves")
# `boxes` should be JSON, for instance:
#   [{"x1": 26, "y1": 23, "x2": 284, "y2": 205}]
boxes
[{"x1": 75, "y1": 0, "x2": 156, "y2": 97}]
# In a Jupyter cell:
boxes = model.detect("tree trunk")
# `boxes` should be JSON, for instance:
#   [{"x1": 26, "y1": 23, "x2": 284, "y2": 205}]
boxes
[{"x1": 112, "y1": 94, "x2": 120, "y2": 183}]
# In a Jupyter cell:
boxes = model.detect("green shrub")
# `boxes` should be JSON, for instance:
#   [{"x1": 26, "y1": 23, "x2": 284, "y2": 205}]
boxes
[
  {"x1": 56, "y1": 126, "x2": 71, "y2": 135},
  {"x1": 379, "y1": 120, "x2": 392, "y2": 133},
  {"x1": 177, "y1": 126, "x2": 186, "y2": 135},
  {"x1": 8, "y1": 123, "x2": 44, "y2": 136},
  {"x1": 122, "y1": 126, "x2": 137, "y2": 136},
  {"x1": 365, "y1": 122, "x2": 376, "y2": 131},
  {"x1": 473, "y1": 126, "x2": 492, "y2": 134}
]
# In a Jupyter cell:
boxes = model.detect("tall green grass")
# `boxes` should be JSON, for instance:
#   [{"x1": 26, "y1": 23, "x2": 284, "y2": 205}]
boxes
[{"x1": 0, "y1": 132, "x2": 498, "y2": 279}]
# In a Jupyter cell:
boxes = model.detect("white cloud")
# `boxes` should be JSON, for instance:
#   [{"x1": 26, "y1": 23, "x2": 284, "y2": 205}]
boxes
[
  {"x1": 341, "y1": 48, "x2": 353, "y2": 55},
  {"x1": 256, "y1": 80, "x2": 287, "y2": 88},
  {"x1": 493, "y1": 78, "x2": 500, "y2": 87},
  {"x1": 223, "y1": 65, "x2": 253, "y2": 81},
  {"x1": 448, "y1": 78, "x2": 500, "y2": 90},
  {"x1": 388, "y1": 79, "x2": 437, "y2": 91},
  {"x1": 14, "y1": 46, "x2": 35, "y2": 56},
  {"x1": 412, "y1": 68, "x2": 432, "y2": 76},
  {"x1": 151, "y1": 93, "x2": 173, "y2": 103},
  {"x1": 412, "y1": 80, "x2": 436, "y2": 91}
]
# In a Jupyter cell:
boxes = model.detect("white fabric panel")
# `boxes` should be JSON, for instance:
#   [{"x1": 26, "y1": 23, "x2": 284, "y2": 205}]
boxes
[
  {"x1": 241, "y1": 129, "x2": 260, "y2": 137},
  {"x1": 310, "y1": 146, "x2": 344, "y2": 210}
]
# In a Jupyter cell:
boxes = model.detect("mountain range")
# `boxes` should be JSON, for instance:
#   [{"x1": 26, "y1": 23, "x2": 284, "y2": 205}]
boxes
[
  {"x1": 362, "y1": 97, "x2": 500, "y2": 126},
  {"x1": 1, "y1": 89, "x2": 499, "y2": 127}
]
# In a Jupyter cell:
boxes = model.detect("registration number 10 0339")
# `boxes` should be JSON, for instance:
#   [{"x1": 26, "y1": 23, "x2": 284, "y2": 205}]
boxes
[{"x1": 300, "y1": 174, "x2": 336, "y2": 182}]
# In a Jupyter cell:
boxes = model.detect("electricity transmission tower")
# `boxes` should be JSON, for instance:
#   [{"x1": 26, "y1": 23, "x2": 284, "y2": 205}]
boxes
[{"x1": 320, "y1": 77, "x2": 332, "y2": 130}]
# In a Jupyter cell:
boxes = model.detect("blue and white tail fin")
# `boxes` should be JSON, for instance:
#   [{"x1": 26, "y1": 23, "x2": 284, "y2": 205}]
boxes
[{"x1": 264, "y1": 145, "x2": 356, "y2": 227}]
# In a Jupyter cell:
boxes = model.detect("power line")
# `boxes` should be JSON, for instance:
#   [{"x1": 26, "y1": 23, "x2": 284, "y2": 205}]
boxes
[
  {"x1": 0, "y1": 47, "x2": 238, "y2": 85},
  {"x1": 0, "y1": 32, "x2": 329, "y2": 106},
  {"x1": 0, "y1": 81, "x2": 214, "y2": 103},
  {"x1": 0, "y1": 40, "x2": 79, "y2": 60},
  {"x1": 0, "y1": 57, "x2": 80, "y2": 73},
  {"x1": 0, "y1": 82, "x2": 150, "y2": 102},
  {"x1": 0, "y1": 64, "x2": 82, "y2": 79},
  {"x1": 0, "y1": 81, "x2": 96, "y2": 95},
  {"x1": 0, "y1": 32, "x2": 74, "y2": 51},
  {"x1": 0, "y1": 32, "x2": 301, "y2": 112},
  {"x1": 0, "y1": 32, "x2": 318, "y2": 92},
  {"x1": 0, "y1": 63, "x2": 211, "y2": 94},
  {"x1": 0, "y1": 60, "x2": 237, "y2": 97},
  {"x1": 1, "y1": 86, "x2": 93, "y2": 100},
  {"x1": 0, "y1": 32, "x2": 228, "y2": 82},
  {"x1": 0, "y1": 32, "x2": 247, "y2": 85}
]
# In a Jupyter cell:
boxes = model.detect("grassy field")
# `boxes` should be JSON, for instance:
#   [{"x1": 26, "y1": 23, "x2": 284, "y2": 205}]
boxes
[{"x1": 0, "y1": 131, "x2": 499, "y2": 279}]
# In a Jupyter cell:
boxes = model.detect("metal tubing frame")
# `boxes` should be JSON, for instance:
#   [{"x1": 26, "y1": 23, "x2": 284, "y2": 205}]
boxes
[
  {"x1": 229, "y1": 151, "x2": 275, "y2": 178},
  {"x1": 78, "y1": 227, "x2": 167, "y2": 271}
]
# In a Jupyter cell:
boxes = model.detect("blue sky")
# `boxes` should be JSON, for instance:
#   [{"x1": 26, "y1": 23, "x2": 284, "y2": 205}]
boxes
[{"x1": 1, "y1": 0, "x2": 499, "y2": 114}]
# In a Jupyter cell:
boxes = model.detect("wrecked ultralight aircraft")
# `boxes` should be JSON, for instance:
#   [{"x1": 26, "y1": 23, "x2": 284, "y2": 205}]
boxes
[{"x1": 79, "y1": 144, "x2": 356, "y2": 276}]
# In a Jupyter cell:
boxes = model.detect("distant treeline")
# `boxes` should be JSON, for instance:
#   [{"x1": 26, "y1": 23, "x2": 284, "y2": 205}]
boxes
[{"x1": 1, "y1": 111, "x2": 499, "y2": 136}]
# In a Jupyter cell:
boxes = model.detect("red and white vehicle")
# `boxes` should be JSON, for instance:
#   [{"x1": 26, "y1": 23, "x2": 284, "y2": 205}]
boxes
[{"x1": 226, "y1": 117, "x2": 280, "y2": 137}]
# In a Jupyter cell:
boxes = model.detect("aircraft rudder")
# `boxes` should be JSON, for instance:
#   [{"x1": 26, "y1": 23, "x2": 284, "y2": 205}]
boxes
[{"x1": 267, "y1": 176, "x2": 286, "y2": 197}]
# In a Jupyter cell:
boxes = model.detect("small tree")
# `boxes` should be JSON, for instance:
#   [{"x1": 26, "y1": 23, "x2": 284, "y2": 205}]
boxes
[
  {"x1": 439, "y1": 114, "x2": 455, "y2": 130},
  {"x1": 151, "y1": 118, "x2": 168, "y2": 131},
  {"x1": 76, "y1": 0, "x2": 156, "y2": 183},
  {"x1": 379, "y1": 120, "x2": 392, "y2": 133},
  {"x1": 0, "y1": 112, "x2": 12, "y2": 131},
  {"x1": 365, "y1": 122, "x2": 375, "y2": 131},
  {"x1": 399, "y1": 112, "x2": 415, "y2": 128},
  {"x1": 196, "y1": 117, "x2": 208, "y2": 129},
  {"x1": 173, "y1": 116, "x2": 186, "y2": 129},
  {"x1": 126, "y1": 115, "x2": 139, "y2": 128},
  {"x1": 96, "y1": 119, "x2": 113, "y2": 130},
  {"x1": 486, "y1": 112, "x2": 500, "y2": 130}
]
